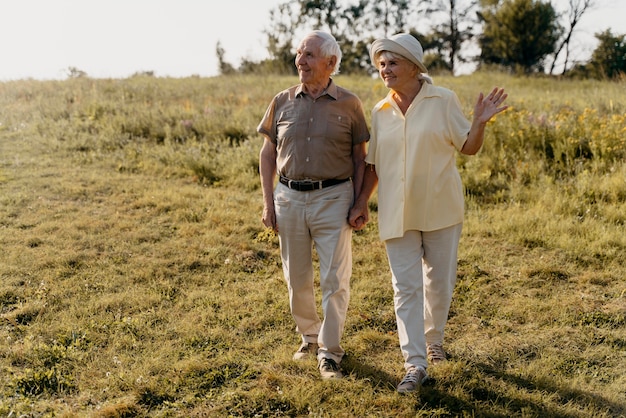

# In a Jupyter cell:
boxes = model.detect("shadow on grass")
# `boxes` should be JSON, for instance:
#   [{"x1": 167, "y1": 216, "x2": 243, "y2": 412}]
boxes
[
  {"x1": 341, "y1": 354, "x2": 398, "y2": 391},
  {"x1": 428, "y1": 361, "x2": 624, "y2": 417},
  {"x1": 343, "y1": 355, "x2": 625, "y2": 417},
  {"x1": 477, "y1": 362, "x2": 626, "y2": 417}
]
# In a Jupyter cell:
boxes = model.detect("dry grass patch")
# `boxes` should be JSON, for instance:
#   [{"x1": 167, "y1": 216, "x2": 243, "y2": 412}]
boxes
[{"x1": 1, "y1": 74, "x2": 624, "y2": 417}]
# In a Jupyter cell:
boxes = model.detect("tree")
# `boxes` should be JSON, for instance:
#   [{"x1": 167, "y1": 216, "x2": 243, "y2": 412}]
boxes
[
  {"x1": 339, "y1": 0, "x2": 412, "y2": 74},
  {"x1": 549, "y1": 0, "x2": 595, "y2": 75},
  {"x1": 215, "y1": 41, "x2": 236, "y2": 75},
  {"x1": 261, "y1": 2, "x2": 301, "y2": 75},
  {"x1": 478, "y1": 0, "x2": 562, "y2": 73},
  {"x1": 66, "y1": 67, "x2": 87, "y2": 78},
  {"x1": 239, "y1": 0, "x2": 479, "y2": 76},
  {"x1": 423, "y1": 0, "x2": 479, "y2": 74},
  {"x1": 587, "y1": 29, "x2": 626, "y2": 79},
  {"x1": 366, "y1": 0, "x2": 412, "y2": 37},
  {"x1": 260, "y1": 0, "x2": 389, "y2": 76},
  {"x1": 295, "y1": 0, "x2": 342, "y2": 32}
]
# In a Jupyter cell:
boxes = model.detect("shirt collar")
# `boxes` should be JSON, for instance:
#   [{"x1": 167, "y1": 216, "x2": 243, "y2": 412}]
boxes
[
  {"x1": 375, "y1": 81, "x2": 440, "y2": 111},
  {"x1": 296, "y1": 78, "x2": 338, "y2": 100}
]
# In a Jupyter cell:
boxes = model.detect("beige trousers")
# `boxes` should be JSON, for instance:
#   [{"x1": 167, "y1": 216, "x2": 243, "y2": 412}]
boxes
[
  {"x1": 384, "y1": 223, "x2": 463, "y2": 370},
  {"x1": 274, "y1": 181, "x2": 353, "y2": 363}
]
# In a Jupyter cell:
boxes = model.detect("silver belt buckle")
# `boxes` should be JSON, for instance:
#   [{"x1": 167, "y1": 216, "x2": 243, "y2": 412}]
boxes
[{"x1": 300, "y1": 179, "x2": 317, "y2": 190}]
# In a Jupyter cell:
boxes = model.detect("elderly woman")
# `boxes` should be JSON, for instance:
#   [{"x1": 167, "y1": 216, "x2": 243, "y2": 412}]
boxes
[{"x1": 349, "y1": 33, "x2": 508, "y2": 393}]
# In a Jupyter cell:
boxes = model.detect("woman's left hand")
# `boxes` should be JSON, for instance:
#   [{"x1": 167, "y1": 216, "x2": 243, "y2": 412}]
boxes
[{"x1": 474, "y1": 87, "x2": 508, "y2": 124}]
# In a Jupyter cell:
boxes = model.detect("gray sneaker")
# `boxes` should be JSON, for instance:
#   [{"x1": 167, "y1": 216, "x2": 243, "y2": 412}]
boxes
[
  {"x1": 293, "y1": 342, "x2": 319, "y2": 360},
  {"x1": 397, "y1": 367, "x2": 428, "y2": 393},
  {"x1": 319, "y1": 357, "x2": 342, "y2": 379}
]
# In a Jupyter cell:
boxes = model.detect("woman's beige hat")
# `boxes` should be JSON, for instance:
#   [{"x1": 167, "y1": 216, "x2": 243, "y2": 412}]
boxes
[{"x1": 370, "y1": 33, "x2": 428, "y2": 73}]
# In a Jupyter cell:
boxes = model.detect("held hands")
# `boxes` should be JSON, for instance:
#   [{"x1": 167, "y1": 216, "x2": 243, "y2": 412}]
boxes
[
  {"x1": 474, "y1": 87, "x2": 508, "y2": 124},
  {"x1": 264, "y1": 203, "x2": 369, "y2": 232},
  {"x1": 348, "y1": 204, "x2": 369, "y2": 231}
]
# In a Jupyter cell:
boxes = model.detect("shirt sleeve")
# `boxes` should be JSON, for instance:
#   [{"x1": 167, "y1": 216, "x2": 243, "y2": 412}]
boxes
[
  {"x1": 365, "y1": 99, "x2": 387, "y2": 165},
  {"x1": 351, "y1": 97, "x2": 371, "y2": 146},
  {"x1": 365, "y1": 115, "x2": 377, "y2": 165},
  {"x1": 447, "y1": 91, "x2": 471, "y2": 151},
  {"x1": 257, "y1": 96, "x2": 277, "y2": 143}
]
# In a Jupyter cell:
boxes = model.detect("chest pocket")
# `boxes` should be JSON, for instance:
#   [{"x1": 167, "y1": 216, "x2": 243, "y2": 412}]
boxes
[
  {"x1": 325, "y1": 113, "x2": 352, "y2": 139},
  {"x1": 276, "y1": 110, "x2": 296, "y2": 143}
]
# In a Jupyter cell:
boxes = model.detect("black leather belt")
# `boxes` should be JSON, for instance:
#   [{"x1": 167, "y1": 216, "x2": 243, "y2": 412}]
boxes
[{"x1": 279, "y1": 176, "x2": 350, "y2": 191}]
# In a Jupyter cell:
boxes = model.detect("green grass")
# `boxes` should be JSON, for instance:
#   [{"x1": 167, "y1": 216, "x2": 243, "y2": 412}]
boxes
[{"x1": 0, "y1": 73, "x2": 625, "y2": 417}]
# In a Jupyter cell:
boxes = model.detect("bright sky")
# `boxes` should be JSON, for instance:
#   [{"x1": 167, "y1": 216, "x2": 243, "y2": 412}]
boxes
[{"x1": 1, "y1": 0, "x2": 623, "y2": 81}]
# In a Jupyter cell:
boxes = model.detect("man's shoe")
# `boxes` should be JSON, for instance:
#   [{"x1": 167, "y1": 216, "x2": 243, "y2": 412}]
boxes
[
  {"x1": 427, "y1": 343, "x2": 446, "y2": 364},
  {"x1": 293, "y1": 342, "x2": 319, "y2": 360},
  {"x1": 319, "y1": 357, "x2": 342, "y2": 379},
  {"x1": 396, "y1": 367, "x2": 427, "y2": 393}
]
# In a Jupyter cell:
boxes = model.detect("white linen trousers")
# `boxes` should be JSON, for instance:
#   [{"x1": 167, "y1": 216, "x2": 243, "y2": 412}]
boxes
[
  {"x1": 274, "y1": 180, "x2": 353, "y2": 363},
  {"x1": 384, "y1": 223, "x2": 463, "y2": 370}
]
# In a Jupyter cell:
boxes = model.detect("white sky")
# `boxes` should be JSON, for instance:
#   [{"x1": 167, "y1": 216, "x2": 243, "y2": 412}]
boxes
[{"x1": 0, "y1": 0, "x2": 624, "y2": 81}]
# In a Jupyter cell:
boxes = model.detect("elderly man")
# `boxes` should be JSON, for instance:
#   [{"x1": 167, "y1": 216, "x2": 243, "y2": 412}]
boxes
[{"x1": 258, "y1": 30, "x2": 369, "y2": 379}]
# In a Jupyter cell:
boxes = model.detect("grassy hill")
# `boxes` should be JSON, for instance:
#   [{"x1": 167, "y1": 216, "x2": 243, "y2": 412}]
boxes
[{"x1": 0, "y1": 73, "x2": 624, "y2": 417}]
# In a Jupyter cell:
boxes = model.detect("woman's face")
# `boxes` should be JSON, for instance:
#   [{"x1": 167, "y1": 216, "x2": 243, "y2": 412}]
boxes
[{"x1": 376, "y1": 53, "x2": 418, "y2": 91}]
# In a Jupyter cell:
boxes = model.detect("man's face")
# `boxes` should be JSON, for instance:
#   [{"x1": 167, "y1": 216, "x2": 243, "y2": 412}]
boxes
[{"x1": 295, "y1": 35, "x2": 334, "y2": 85}]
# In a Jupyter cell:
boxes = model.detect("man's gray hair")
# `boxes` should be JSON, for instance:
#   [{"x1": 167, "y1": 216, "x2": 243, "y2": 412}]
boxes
[{"x1": 309, "y1": 30, "x2": 342, "y2": 75}]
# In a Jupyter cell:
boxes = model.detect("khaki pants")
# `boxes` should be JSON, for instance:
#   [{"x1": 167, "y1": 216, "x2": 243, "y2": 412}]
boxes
[
  {"x1": 385, "y1": 223, "x2": 462, "y2": 370},
  {"x1": 274, "y1": 180, "x2": 353, "y2": 363}
]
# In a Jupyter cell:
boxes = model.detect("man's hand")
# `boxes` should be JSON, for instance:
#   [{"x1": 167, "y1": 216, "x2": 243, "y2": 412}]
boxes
[{"x1": 262, "y1": 205, "x2": 278, "y2": 232}]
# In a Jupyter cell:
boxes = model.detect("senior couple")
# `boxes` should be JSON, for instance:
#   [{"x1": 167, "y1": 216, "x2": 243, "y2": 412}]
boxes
[{"x1": 258, "y1": 30, "x2": 508, "y2": 393}]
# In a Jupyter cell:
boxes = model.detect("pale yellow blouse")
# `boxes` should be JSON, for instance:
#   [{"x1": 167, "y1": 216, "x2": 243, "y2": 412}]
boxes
[{"x1": 366, "y1": 82, "x2": 471, "y2": 241}]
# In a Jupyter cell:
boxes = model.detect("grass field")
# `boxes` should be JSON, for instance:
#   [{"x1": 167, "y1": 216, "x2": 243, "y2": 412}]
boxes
[{"x1": 0, "y1": 73, "x2": 625, "y2": 417}]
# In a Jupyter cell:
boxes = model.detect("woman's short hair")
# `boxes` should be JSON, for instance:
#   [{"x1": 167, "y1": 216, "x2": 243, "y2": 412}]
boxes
[
  {"x1": 374, "y1": 51, "x2": 415, "y2": 70},
  {"x1": 374, "y1": 50, "x2": 431, "y2": 82}
]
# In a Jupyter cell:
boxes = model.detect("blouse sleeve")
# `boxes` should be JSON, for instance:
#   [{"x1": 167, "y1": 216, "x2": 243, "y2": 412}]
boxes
[{"x1": 447, "y1": 91, "x2": 471, "y2": 151}]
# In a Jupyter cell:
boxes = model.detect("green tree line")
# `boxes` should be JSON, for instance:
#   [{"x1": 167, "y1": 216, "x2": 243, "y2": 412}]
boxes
[{"x1": 217, "y1": 0, "x2": 625, "y2": 79}]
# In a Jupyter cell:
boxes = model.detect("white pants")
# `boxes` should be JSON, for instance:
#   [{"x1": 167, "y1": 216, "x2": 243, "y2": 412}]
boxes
[
  {"x1": 384, "y1": 224, "x2": 462, "y2": 370},
  {"x1": 274, "y1": 181, "x2": 353, "y2": 363}
]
